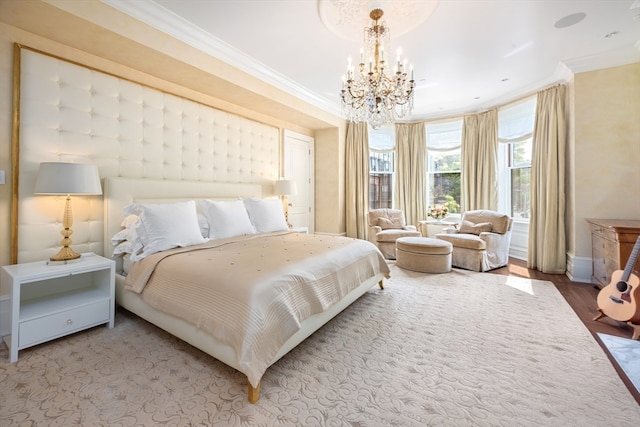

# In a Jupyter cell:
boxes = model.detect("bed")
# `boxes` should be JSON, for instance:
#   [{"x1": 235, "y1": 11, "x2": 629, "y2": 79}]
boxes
[{"x1": 103, "y1": 177, "x2": 390, "y2": 402}]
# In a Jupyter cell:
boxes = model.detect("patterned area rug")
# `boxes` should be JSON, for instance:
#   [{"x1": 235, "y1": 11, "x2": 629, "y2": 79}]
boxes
[{"x1": 1, "y1": 265, "x2": 639, "y2": 426}]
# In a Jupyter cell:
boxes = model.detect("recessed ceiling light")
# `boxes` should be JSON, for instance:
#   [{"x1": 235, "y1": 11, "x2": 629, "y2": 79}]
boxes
[
  {"x1": 501, "y1": 78, "x2": 509, "y2": 82},
  {"x1": 554, "y1": 12, "x2": 586, "y2": 29},
  {"x1": 474, "y1": 97, "x2": 481, "y2": 100},
  {"x1": 605, "y1": 31, "x2": 619, "y2": 38}
]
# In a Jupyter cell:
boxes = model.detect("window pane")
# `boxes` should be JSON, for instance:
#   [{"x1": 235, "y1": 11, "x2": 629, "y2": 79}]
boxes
[
  {"x1": 428, "y1": 149, "x2": 461, "y2": 173},
  {"x1": 510, "y1": 139, "x2": 532, "y2": 168},
  {"x1": 429, "y1": 172, "x2": 461, "y2": 213},
  {"x1": 511, "y1": 167, "x2": 530, "y2": 219},
  {"x1": 369, "y1": 174, "x2": 393, "y2": 209},
  {"x1": 370, "y1": 151, "x2": 394, "y2": 172},
  {"x1": 369, "y1": 151, "x2": 394, "y2": 210},
  {"x1": 427, "y1": 149, "x2": 461, "y2": 213}
]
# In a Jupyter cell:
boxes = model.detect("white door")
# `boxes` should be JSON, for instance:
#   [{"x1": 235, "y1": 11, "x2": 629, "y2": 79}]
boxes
[{"x1": 283, "y1": 130, "x2": 314, "y2": 232}]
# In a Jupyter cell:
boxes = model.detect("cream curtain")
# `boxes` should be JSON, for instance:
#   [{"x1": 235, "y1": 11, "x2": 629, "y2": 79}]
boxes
[
  {"x1": 528, "y1": 85, "x2": 566, "y2": 273},
  {"x1": 345, "y1": 122, "x2": 369, "y2": 239},
  {"x1": 461, "y1": 109, "x2": 498, "y2": 211},
  {"x1": 395, "y1": 123, "x2": 427, "y2": 227}
]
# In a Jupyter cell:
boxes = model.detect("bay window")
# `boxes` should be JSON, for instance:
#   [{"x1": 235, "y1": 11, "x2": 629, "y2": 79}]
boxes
[{"x1": 426, "y1": 119, "x2": 463, "y2": 215}]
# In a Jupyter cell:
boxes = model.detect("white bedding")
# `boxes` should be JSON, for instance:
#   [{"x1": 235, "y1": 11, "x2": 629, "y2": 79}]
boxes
[{"x1": 124, "y1": 231, "x2": 390, "y2": 388}]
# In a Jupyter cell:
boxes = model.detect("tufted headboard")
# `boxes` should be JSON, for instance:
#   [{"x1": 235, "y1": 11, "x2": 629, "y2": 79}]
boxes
[{"x1": 13, "y1": 46, "x2": 280, "y2": 263}]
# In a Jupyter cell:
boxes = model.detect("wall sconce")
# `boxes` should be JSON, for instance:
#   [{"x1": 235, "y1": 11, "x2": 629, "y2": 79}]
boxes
[
  {"x1": 275, "y1": 178, "x2": 297, "y2": 228},
  {"x1": 35, "y1": 162, "x2": 102, "y2": 262}
]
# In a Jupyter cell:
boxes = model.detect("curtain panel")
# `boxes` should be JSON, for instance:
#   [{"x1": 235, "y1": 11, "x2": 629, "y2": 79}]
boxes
[
  {"x1": 528, "y1": 85, "x2": 567, "y2": 273},
  {"x1": 345, "y1": 122, "x2": 370, "y2": 239},
  {"x1": 395, "y1": 123, "x2": 427, "y2": 227},
  {"x1": 461, "y1": 109, "x2": 498, "y2": 211}
]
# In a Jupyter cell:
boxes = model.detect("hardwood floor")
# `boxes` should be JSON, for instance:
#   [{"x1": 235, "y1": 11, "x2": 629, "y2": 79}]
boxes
[{"x1": 489, "y1": 258, "x2": 640, "y2": 405}]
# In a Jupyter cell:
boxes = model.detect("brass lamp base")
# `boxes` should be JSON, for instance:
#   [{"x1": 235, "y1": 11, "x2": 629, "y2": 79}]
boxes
[
  {"x1": 50, "y1": 246, "x2": 81, "y2": 262},
  {"x1": 50, "y1": 215, "x2": 81, "y2": 261}
]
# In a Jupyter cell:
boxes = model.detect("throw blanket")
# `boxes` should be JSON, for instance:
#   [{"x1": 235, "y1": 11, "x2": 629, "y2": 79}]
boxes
[{"x1": 124, "y1": 232, "x2": 390, "y2": 387}]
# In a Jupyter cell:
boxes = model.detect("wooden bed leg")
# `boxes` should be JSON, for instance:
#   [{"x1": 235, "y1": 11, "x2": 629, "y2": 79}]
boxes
[
  {"x1": 248, "y1": 380, "x2": 261, "y2": 403},
  {"x1": 378, "y1": 279, "x2": 384, "y2": 290}
]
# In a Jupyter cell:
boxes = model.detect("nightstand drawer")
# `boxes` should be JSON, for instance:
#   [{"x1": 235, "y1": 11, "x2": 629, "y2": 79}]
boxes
[{"x1": 19, "y1": 299, "x2": 110, "y2": 347}]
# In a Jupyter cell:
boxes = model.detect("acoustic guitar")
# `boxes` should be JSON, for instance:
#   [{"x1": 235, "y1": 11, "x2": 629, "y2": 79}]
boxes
[{"x1": 596, "y1": 235, "x2": 640, "y2": 323}]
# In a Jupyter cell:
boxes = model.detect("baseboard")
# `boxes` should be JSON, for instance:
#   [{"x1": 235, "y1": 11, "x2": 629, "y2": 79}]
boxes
[
  {"x1": 508, "y1": 247, "x2": 527, "y2": 261},
  {"x1": 0, "y1": 295, "x2": 10, "y2": 337},
  {"x1": 566, "y1": 253, "x2": 593, "y2": 284}
]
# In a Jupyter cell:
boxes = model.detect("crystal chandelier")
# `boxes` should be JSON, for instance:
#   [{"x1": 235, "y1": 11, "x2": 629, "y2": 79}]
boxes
[{"x1": 340, "y1": 8, "x2": 415, "y2": 130}]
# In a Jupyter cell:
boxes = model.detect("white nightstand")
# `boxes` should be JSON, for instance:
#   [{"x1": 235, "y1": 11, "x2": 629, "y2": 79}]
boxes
[
  {"x1": 1, "y1": 253, "x2": 115, "y2": 362},
  {"x1": 291, "y1": 226, "x2": 309, "y2": 234}
]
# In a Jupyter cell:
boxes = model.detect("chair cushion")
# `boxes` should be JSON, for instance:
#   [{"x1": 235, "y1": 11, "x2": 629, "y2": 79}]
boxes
[
  {"x1": 377, "y1": 211, "x2": 406, "y2": 229},
  {"x1": 461, "y1": 210, "x2": 510, "y2": 234},
  {"x1": 376, "y1": 229, "x2": 421, "y2": 242},
  {"x1": 458, "y1": 220, "x2": 493, "y2": 235},
  {"x1": 436, "y1": 233, "x2": 487, "y2": 250}
]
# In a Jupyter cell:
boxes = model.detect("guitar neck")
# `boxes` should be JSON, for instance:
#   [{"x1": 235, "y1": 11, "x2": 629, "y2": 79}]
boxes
[{"x1": 622, "y1": 236, "x2": 640, "y2": 282}]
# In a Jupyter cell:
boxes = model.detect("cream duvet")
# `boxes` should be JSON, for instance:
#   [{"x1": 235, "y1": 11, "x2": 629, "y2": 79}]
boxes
[{"x1": 124, "y1": 231, "x2": 389, "y2": 387}]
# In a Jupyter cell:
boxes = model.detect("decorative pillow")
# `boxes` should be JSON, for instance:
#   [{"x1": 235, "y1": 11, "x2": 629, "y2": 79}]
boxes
[
  {"x1": 378, "y1": 216, "x2": 403, "y2": 229},
  {"x1": 458, "y1": 220, "x2": 493, "y2": 235},
  {"x1": 110, "y1": 214, "x2": 140, "y2": 245},
  {"x1": 110, "y1": 227, "x2": 137, "y2": 245},
  {"x1": 200, "y1": 199, "x2": 256, "y2": 239},
  {"x1": 112, "y1": 240, "x2": 134, "y2": 256},
  {"x1": 243, "y1": 198, "x2": 288, "y2": 233},
  {"x1": 126, "y1": 200, "x2": 206, "y2": 261},
  {"x1": 121, "y1": 214, "x2": 139, "y2": 229}
]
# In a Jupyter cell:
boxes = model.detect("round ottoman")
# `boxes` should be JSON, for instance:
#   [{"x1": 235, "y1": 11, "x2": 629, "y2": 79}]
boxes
[{"x1": 396, "y1": 237, "x2": 453, "y2": 273}]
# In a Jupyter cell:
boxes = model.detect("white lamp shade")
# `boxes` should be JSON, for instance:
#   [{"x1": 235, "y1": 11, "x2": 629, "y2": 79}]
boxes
[
  {"x1": 34, "y1": 162, "x2": 102, "y2": 195},
  {"x1": 275, "y1": 179, "x2": 297, "y2": 196}
]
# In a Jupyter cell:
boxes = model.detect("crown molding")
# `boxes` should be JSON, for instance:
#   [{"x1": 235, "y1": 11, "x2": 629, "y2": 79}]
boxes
[
  {"x1": 562, "y1": 46, "x2": 640, "y2": 74},
  {"x1": 101, "y1": 0, "x2": 339, "y2": 116}
]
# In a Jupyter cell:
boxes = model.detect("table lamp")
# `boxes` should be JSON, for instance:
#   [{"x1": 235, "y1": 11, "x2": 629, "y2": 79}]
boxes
[
  {"x1": 275, "y1": 179, "x2": 297, "y2": 228},
  {"x1": 35, "y1": 162, "x2": 102, "y2": 261}
]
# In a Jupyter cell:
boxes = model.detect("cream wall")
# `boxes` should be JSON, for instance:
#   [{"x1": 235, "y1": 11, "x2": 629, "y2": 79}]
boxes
[
  {"x1": 315, "y1": 126, "x2": 347, "y2": 234},
  {"x1": 569, "y1": 63, "x2": 640, "y2": 265}
]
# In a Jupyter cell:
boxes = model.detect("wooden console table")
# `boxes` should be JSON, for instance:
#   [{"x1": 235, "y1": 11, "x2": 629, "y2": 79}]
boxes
[{"x1": 585, "y1": 218, "x2": 640, "y2": 288}]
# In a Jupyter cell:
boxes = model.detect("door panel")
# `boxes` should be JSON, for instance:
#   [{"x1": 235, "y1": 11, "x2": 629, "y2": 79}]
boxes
[{"x1": 283, "y1": 130, "x2": 314, "y2": 231}]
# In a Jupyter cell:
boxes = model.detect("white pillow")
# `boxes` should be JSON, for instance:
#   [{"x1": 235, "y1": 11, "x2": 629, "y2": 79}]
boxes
[
  {"x1": 201, "y1": 199, "x2": 256, "y2": 239},
  {"x1": 126, "y1": 200, "x2": 206, "y2": 261},
  {"x1": 197, "y1": 212, "x2": 209, "y2": 238},
  {"x1": 243, "y1": 198, "x2": 288, "y2": 233}
]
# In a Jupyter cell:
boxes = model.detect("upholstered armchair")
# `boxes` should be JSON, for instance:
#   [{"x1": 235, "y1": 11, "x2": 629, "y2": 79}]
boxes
[
  {"x1": 435, "y1": 210, "x2": 512, "y2": 272},
  {"x1": 367, "y1": 209, "x2": 421, "y2": 259}
]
